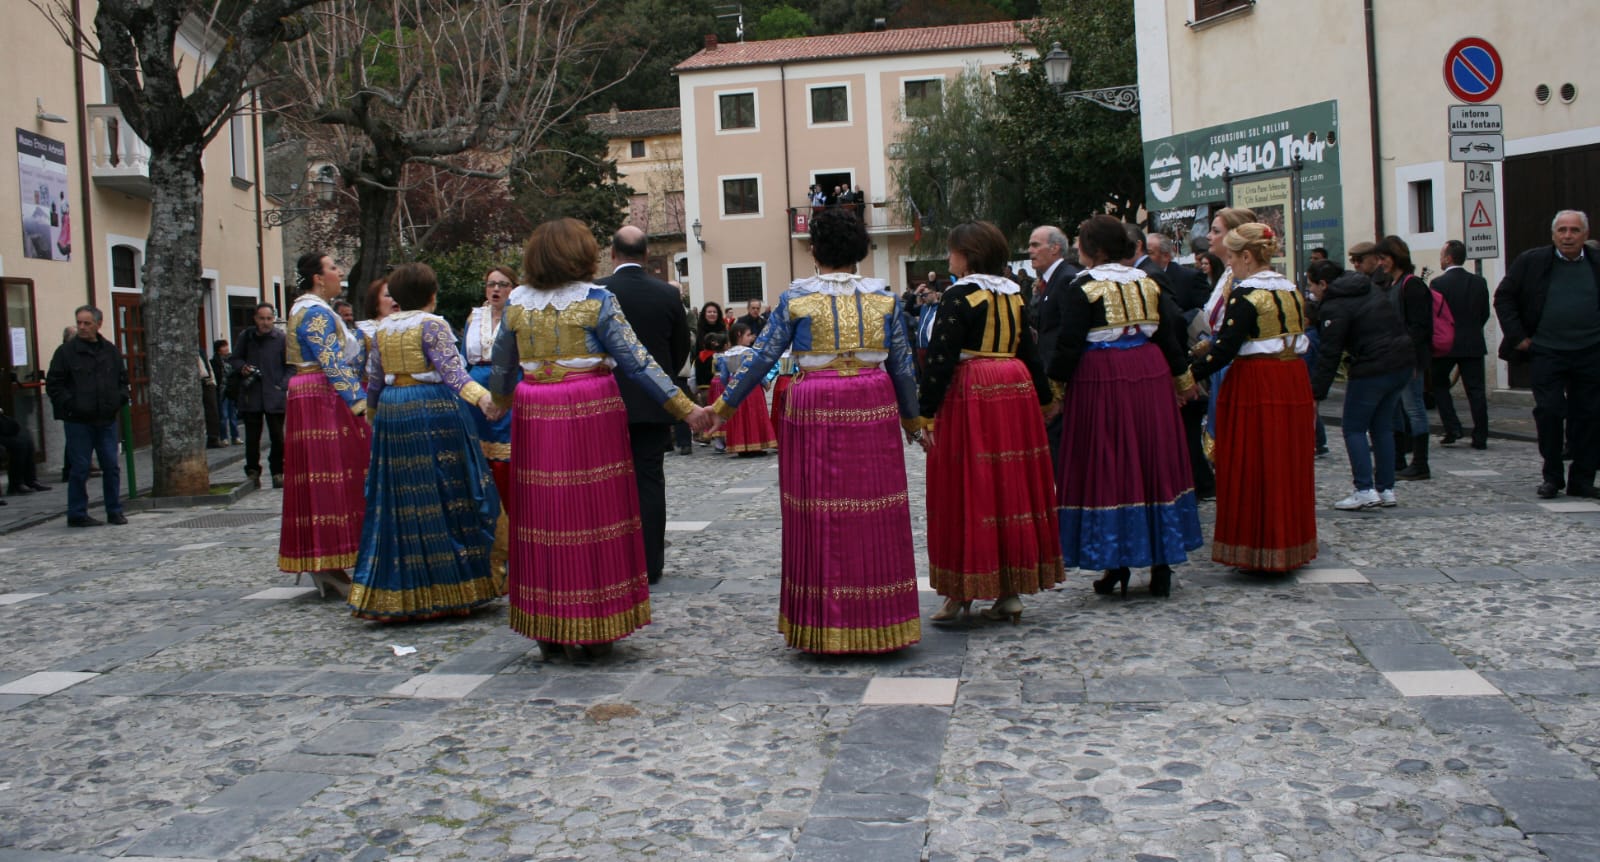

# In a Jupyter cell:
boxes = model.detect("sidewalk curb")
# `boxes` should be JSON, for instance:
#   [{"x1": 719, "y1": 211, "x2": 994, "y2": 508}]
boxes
[{"x1": 121, "y1": 478, "x2": 258, "y2": 512}]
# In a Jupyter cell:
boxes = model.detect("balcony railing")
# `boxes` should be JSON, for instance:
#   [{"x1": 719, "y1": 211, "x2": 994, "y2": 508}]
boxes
[
  {"x1": 787, "y1": 201, "x2": 913, "y2": 238},
  {"x1": 87, "y1": 105, "x2": 152, "y2": 199}
]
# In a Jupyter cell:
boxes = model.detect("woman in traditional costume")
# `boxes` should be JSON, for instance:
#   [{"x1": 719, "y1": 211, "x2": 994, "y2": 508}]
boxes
[
  {"x1": 464, "y1": 267, "x2": 517, "y2": 590},
  {"x1": 348, "y1": 263, "x2": 504, "y2": 621},
  {"x1": 716, "y1": 322, "x2": 777, "y2": 455},
  {"x1": 1194, "y1": 207, "x2": 1256, "y2": 456},
  {"x1": 488, "y1": 218, "x2": 711, "y2": 659},
  {"x1": 280, "y1": 252, "x2": 371, "y2": 599},
  {"x1": 710, "y1": 206, "x2": 922, "y2": 654},
  {"x1": 1048, "y1": 215, "x2": 1204, "y2": 598},
  {"x1": 916, "y1": 221, "x2": 1064, "y2": 623},
  {"x1": 1189, "y1": 222, "x2": 1318, "y2": 572}
]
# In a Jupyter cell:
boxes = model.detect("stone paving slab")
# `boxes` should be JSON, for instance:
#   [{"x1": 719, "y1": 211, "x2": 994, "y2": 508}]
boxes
[{"x1": 0, "y1": 433, "x2": 1598, "y2": 860}]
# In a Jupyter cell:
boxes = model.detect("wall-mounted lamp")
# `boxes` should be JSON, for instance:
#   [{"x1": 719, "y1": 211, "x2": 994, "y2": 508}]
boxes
[
  {"x1": 35, "y1": 98, "x2": 69, "y2": 124},
  {"x1": 691, "y1": 218, "x2": 705, "y2": 250},
  {"x1": 1040, "y1": 43, "x2": 1140, "y2": 114}
]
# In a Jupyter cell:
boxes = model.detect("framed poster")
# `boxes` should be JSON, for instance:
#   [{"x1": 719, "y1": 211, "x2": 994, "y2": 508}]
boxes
[
  {"x1": 16, "y1": 129, "x2": 71, "y2": 262},
  {"x1": 1228, "y1": 169, "x2": 1299, "y2": 279}
]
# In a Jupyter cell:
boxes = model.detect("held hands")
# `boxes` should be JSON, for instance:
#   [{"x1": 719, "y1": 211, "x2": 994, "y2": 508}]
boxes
[
  {"x1": 1041, "y1": 400, "x2": 1063, "y2": 423},
  {"x1": 1177, "y1": 384, "x2": 1202, "y2": 406},
  {"x1": 478, "y1": 395, "x2": 506, "y2": 422},
  {"x1": 686, "y1": 406, "x2": 716, "y2": 435},
  {"x1": 916, "y1": 426, "x2": 934, "y2": 453}
]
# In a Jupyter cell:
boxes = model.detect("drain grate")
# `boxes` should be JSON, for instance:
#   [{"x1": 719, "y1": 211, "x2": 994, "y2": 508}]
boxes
[{"x1": 167, "y1": 513, "x2": 278, "y2": 529}]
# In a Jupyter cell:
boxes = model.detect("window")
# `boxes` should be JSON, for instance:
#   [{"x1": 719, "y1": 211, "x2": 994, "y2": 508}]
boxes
[
  {"x1": 229, "y1": 108, "x2": 253, "y2": 185},
  {"x1": 722, "y1": 177, "x2": 760, "y2": 216},
  {"x1": 726, "y1": 266, "x2": 764, "y2": 303},
  {"x1": 111, "y1": 245, "x2": 139, "y2": 289},
  {"x1": 718, "y1": 92, "x2": 756, "y2": 131},
  {"x1": 809, "y1": 85, "x2": 848, "y2": 125},
  {"x1": 1410, "y1": 179, "x2": 1434, "y2": 234},
  {"x1": 628, "y1": 194, "x2": 650, "y2": 232},
  {"x1": 1194, "y1": 0, "x2": 1252, "y2": 21},
  {"x1": 630, "y1": 140, "x2": 646, "y2": 158},
  {"x1": 903, "y1": 78, "x2": 943, "y2": 117}
]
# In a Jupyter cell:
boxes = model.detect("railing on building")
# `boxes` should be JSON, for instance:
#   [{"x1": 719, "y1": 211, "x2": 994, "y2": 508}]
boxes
[
  {"x1": 86, "y1": 105, "x2": 153, "y2": 199},
  {"x1": 787, "y1": 201, "x2": 912, "y2": 238}
]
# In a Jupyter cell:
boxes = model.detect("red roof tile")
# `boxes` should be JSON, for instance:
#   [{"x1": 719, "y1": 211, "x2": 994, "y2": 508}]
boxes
[{"x1": 673, "y1": 20, "x2": 1033, "y2": 73}]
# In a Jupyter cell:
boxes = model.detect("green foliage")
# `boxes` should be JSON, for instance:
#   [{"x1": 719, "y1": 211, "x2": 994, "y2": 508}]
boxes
[
  {"x1": 752, "y1": 5, "x2": 815, "y2": 39},
  {"x1": 413, "y1": 241, "x2": 523, "y2": 327},
  {"x1": 889, "y1": 0, "x2": 1143, "y2": 251},
  {"x1": 510, "y1": 120, "x2": 633, "y2": 245}
]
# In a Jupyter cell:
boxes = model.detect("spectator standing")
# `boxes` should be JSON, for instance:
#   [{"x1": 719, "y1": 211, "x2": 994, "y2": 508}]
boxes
[
  {"x1": 198, "y1": 349, "x2": 222, "y2": 449},
  {"x1": 212, "y1": 340, "x2": 241, "y2": 445},
  {"x1": 45, "y1": 305, "x2": 128, "y2": 527},
  {"x1": 1375, "y1": 236, "x2": 1434, "y2": 480},
  {"x1": 735, "y1": 298, "x2": 768, "y2": 337},
  {"x1": 1431, "y1": 240, "x2": 1492, "y2": 449},
  {"x1": 1, "y1": 407, "x2": 49, "y2": 497},
  {"x1": 231, "y1": 303, "x2": 289, "y2": 488}
]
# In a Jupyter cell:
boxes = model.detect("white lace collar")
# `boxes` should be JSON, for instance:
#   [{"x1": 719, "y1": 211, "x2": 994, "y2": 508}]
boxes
[
  {"x1": 953, "y1": 273, "x2": 1020, "y2": 295},
  {"x1": 1236, "y1": 270, "x2": 1297, "y2": 292},
  {"x1": 376, "y1": 310, "x2": 439, "y2": 334},
  {"x1": 792, "y1": 273, "x2": 887, "y2": 296},
  {"x1": 291, "y1": 292, "x2": 333, "y2": 316},
  {"x1": 509, "y1": 282, "x2": 594, "y2": 311},
  {"x1": 1084, "y1": 263, "x2": 1147, "y2": 284}
]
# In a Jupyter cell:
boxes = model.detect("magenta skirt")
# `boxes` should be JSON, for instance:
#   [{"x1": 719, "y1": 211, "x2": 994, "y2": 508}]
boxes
[
  {"x1": 279, "y1": 372, "x2": 370, "y2": 572},
  {"x1": 778, "y1": 368, "x2": 920, "y2": 653},
  {"x1": 506, "y1": 371, "x2": 650, "y2": 645}
]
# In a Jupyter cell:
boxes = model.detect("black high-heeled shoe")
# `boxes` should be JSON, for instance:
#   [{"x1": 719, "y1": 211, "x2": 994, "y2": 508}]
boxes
[
  {"x1": 1150, "y1": 564, "x2": 1172, "y2": 598},
  {"x1": 1093, "y1": 568, "x2": 1130, "y2": 597}
]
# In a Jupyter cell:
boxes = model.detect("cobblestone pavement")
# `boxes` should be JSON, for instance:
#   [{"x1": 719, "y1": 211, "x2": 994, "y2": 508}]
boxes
[{"x1": 1, "y1": 431, "x2": 1598, "y2": 862}]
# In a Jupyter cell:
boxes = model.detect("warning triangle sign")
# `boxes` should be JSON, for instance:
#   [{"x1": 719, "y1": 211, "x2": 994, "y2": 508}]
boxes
[{"x1": 1469, "y1": 200, "x2": 1493, "y2": 228}]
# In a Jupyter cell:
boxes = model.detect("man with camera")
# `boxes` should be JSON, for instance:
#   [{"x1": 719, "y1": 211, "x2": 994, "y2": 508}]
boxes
[{"x1": 229, "y1": 303, "x2": 288, "y2": 488}]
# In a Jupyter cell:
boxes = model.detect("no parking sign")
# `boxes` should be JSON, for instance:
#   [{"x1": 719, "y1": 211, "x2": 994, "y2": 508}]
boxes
[{"x1": 1444, "y1": 38, "x2": 1503, "y2": 104}]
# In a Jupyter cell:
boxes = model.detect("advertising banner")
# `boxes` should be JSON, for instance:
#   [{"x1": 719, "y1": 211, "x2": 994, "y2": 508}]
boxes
[
  {"x1": 1145, "y1": 101, "x2": 1342, "y2": 258},
  {"x1": 1230, "y1": 172, "x2": 1298, "y2": 277},
  {"x1": 17, "y1": 129, "x2": 71, "y2": 262}
]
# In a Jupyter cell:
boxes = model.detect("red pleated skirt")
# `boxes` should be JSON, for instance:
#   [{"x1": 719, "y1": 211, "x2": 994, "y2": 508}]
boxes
[
  {"x1": 1212, "y1": 355, "x2": 1318, "y2": 571},
  {"x1": 778, "y1": 368, "x2": 920, "y2": 653},
  {"x1": 724, "y1": 383, "x2": 777, "y2": 453},
  {"x1": 279, "y1": 372, "x2": 370, "y2": 572},
  {"x1": 927, "y1": 359, "x2": 1064, "y2": 600},
  {"x1": 505, "y1": 371, "x2": 650, "y2": 644}
]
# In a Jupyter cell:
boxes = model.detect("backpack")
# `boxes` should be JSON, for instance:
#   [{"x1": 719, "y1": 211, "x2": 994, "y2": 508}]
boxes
[{"x1": 1427, "y1": 281, "x2": 1455, "y2": 357}]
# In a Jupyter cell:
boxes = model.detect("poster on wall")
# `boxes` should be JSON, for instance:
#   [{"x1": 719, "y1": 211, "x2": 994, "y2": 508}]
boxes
[
  {"x1": 1229, "y1": 172, "x2": 1298, "y2": 278},
  {"x1": 17, "y1": 129, "x2": 71, "y2": 262}
]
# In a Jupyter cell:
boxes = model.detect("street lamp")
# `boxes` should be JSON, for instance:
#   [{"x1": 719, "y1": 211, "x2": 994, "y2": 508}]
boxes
[
  {"x1": 264, "y1": 166, "x2": 338, "y2": 228},
  {"x1": 1041, "y1": 42, "x2": 1140, "y2": 114},
  {"x1": 691, "y1": 218, "x2": 705, "y2": 250}
]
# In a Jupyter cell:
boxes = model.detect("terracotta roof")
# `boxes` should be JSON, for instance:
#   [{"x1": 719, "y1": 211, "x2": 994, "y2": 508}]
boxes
[
  {"x1": 585, "y1": 107, "x2": 681, "y2": 139},
  {"x1": 673, "y1": 20, "x2": 1032, "y2": 73}
]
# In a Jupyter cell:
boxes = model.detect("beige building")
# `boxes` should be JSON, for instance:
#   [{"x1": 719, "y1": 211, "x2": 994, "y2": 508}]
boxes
[
  {"x1": 673, "y1": 21, "x2": 1031, "y2": 310},
  {"x1": 2, "y1": 6, "x2": 286, "y2": 462},
  {"x1": 1137, "y1": 0, "x2": 1597, "y2": 390},
  {"x1": 588, "y1": 107, "x2": 690, "y2": 285}
]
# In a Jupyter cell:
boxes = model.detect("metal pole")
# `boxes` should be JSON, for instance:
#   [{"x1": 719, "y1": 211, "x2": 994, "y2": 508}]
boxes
[{"x1": 121, "y1": 403, "x2": 136, "y2": 499}]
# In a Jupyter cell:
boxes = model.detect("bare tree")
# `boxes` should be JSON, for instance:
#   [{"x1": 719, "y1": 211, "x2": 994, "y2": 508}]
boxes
[
  {"x1": 29, "y1": 0, "x2": 323, "y2": 496},
  {"x1": 273, "y1": 0, "x2": 636, "y2": 291}
]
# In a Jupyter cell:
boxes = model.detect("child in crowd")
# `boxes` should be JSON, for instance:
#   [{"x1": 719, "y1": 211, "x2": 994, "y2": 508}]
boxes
[{"x1": 716, "y1": 323, "x2": 777, "y2": 455}]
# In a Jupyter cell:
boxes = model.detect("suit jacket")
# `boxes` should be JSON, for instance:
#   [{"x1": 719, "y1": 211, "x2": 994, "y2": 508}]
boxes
[
  {"x1": 1430, "y1": 266, "x2": 1490, "y2": 357},
  {"x1": 598, "y1": 265, "x2": 691, "y2": 425},
  {"x1": 1032, "y1": 261, "x2": 1081, "y2": 370},
  {"x1": 1162, "y1": 262, "x2": 1212, "y2": 312},
  {"x1": 1135, "y1": 256, "x2": 1157, "y2": 275},
  {"x1": 1493, "y1": 245, "x2": 1600, "y2": 361},
  {"x1": 734, "y1": 313, "x2": 768, "y2": 337}
]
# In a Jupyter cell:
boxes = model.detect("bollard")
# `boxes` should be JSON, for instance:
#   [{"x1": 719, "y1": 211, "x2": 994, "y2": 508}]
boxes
[{"x1": 121, "y1": 403, "x2": 137, "y2": 499}]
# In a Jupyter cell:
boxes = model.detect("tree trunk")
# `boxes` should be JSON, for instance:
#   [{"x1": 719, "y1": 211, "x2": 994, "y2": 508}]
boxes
[
  {"x1": 142, "y1": 143, "x2": 211, "y2": 497},
  {"x1": 348, "y1": 171, "x2": 401, "y2": 298}
]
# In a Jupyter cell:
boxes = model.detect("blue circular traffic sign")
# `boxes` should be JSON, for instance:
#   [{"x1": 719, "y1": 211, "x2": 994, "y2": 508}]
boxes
[{"x1": 1445, "y1": 37, "x2": 1502, "y2": 103}]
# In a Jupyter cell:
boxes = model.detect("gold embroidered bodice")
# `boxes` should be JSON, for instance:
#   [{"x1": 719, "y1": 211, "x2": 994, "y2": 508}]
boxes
[
  {"x1": 785, "y1": 291, "x2": 899, "y2": 354},
  {"x1": 1082, "y1": 277, "x2": 1164, "y2": 332},
  {"x1": 503, "y1": 299, "x2": 606, "y2": 361}
]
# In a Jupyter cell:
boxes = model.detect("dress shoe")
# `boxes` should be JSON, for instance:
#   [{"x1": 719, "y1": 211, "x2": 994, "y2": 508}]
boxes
[
  {"x1": 107, "y1": 513, "x2": 129, "y2": 525},
  {"x1": 25, "y1": 482, "x2": 50, "y2": 492},
  {"x1": 648, "y1": 572, "x2": 662, "y2": 584},
  {"x1": 67, "y1": 515, "x2": 104, "y2": 527},
  {"x1": 1536, "y1": 481, "x2": 1562, "y2": 499},
  {"x1": 677, "y1": 445, "x2": 693, "y2": 456},
  {"x1": 980, "y1": 595, "x2": 1024, "y2": 623},
  {"x1": 7, "y1": 485, "x2": 32, "y2": 496},
  {"x1": 1470, "y1": 440, "x2": 1487, "y2": 450},
  {"x1": 271, "y1": 474, "x2": 284, "y2": 489},
  {"x1": 1440, "y1": 431, "x2": 1460, "y2": 446},
  {"x1": 1568, "y1": 485, "x2": 1600, "y2": 500},
  {"x1": 930, "y1": 598, "x2": 972, "y2": 623}
]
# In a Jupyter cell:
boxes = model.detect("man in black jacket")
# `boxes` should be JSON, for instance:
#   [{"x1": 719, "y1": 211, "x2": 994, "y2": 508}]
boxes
[
  {"x1": 45, "y1": 306, "x2": 129, "y2": 527},
  {"x1": 1027, "y1": 224, "x2": 1078, "y2": 470},
  {"x1": 230, "y1": 304, "x2": 289, "y2": 488},
  {"x1": 1431, "y1": 240, "x2": 1492, "y2": 449},
  {"x1": 1145, "y1": 232, "x2": 1211, "y2": 313},
  {"x1": 1494, "y1": 209, "x2": 1600, "y2": 499},
  {"x1": 599, "y1": 226, "x2": 692, "y2": 584}
]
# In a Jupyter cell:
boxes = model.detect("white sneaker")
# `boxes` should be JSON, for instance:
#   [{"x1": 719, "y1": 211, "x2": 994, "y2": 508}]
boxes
[
  {"x1": 1378, "y1": 489, "x2": 1397, "y2": 508},
  {"x1": 1334, "y1": 489, "x2": 1382, "y2": 510}
]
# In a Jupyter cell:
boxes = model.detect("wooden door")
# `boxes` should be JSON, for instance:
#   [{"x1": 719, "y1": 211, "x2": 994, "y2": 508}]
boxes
[
  {"x1": 2, "y1": 278, "x2": 47, "y2": 458},
  {"x1": 113, "y1": 292, "x2": 151, "y2": 447}
]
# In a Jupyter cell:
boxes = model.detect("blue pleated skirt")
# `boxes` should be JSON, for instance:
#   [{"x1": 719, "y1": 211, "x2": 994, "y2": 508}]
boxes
[
  {"x1": 467, "y1": 364, "x2": 513, "y2": 461},
  {"x1": 349, "y1": 382, "x2": 502, "y2": 621}
]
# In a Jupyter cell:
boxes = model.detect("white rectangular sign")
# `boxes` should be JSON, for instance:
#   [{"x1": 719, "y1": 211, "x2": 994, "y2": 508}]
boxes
[
  {"x1": 1449, "y1": 104, "x2": 1503, "y2": 134},
  {"x1": 1450, "y1": 134, "x2": 1504, "y2": 162},
  {"x1": 1463, "y1": 191, "x2": 1499, "y2": 260},
  {"x1": 1463, "y1": 162, "x2": 1495, "y2": 191}
]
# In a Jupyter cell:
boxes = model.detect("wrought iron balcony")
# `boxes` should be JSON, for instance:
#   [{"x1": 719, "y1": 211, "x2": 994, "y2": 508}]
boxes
[
  {"x1": 86, "y1": 105, "x2": 152, "y2": 199},
  {"x1": 787, "y1": 201, "x2": 912, "y2": 239}
]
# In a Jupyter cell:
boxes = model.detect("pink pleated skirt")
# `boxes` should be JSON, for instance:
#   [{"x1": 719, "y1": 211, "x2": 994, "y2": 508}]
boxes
[
  {"x1": 506, "y1": 370, "x2": 651, "y2": 644},
  {"x1": 778, "y1": 368, "x2": 920, "y2": 653},
  {"x1": 279, "y1": 372, "x2": 370, "y2": 572}
]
